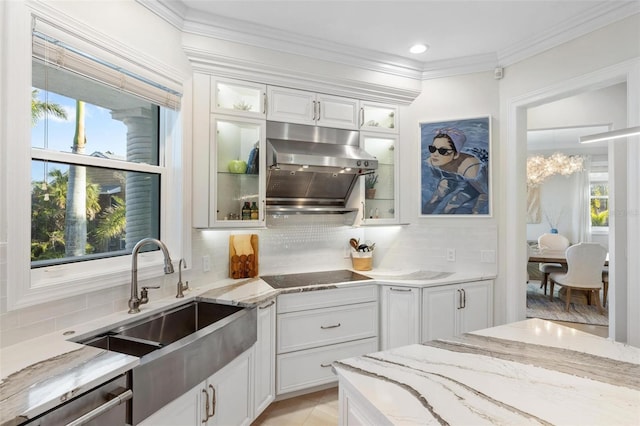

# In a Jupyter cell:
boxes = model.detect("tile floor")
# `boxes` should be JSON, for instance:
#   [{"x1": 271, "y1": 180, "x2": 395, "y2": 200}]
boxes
[
  {"x1": 251, "y1": 321, "x2": 608, "y2": 425},
  {"x1": 252, "y1": 387, "x2": 339, "y2": 426}
]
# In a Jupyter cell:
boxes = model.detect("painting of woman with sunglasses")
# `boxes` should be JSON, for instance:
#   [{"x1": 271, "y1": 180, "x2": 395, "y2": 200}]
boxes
[{"x1": 420, "y1": 117, "x2": 490, "y2": 215}]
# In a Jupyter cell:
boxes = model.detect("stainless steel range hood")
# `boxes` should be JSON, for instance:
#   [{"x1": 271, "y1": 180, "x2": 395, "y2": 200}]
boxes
[{"x1": 266, "y1": 121, "x2": 377, "y2": 214}]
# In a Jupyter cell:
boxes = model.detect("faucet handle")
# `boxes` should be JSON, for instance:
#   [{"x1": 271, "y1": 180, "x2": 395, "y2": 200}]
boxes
[{"x1": 140, "y1": 286, "x2": 160, "y2": 304}]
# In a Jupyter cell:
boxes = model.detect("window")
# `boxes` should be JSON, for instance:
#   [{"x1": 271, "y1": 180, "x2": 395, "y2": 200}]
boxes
[
  {"x1": 589, "y1": 171, "x2": 609, "y2": 233},
  {"x1": 31, "y1": 64, "x2": 162, "y2": 267},
  {"x1": 4, "y1": 12, "x2": 183, "y2": 310}
]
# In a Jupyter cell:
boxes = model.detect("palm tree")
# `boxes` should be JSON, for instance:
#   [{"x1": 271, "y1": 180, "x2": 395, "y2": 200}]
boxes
[
  {"x1": 65, "y1": 100, "x2": 87, "y2": 257},
  {"x1": 31, "y1": 89, "x2": 67, "y2": 124}
]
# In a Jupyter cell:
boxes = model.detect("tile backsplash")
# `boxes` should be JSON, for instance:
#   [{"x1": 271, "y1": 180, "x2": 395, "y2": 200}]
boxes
[{"x1": 0, "y1": 218, "x2": 496, "y2": 348}]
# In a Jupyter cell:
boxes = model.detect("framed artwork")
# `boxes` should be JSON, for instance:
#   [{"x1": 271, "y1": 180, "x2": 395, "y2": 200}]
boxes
[{"x1": 420, "y1": 116, "x2": 491, "y2": 216}]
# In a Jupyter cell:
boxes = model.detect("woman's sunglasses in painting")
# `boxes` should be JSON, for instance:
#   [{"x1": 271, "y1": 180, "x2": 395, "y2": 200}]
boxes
[{"x1": 428, "y1": 145, "x2": 455, "y2": 155}]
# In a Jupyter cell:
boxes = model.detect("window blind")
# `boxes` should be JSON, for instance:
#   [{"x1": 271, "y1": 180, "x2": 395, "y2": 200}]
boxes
[{"x1": 32, "y1": 18, "x2": 182, "y2": 110}]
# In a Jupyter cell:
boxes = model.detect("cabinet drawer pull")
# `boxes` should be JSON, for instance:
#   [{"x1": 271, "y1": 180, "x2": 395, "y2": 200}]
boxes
[
  {"x1": 320, "y1": 323, "x2": 341, "y2": 329},
  {"x1": 259, "y1": 300, "x2": 275, "y2": 309},
  {"x1": 320, "y1": 363, "x2": 332, "y2": 368},
  {"x1": 390, "y1": 287, "x2": 412, "y2": 292},
  {"x1": 461, "y1": 288, "x2": 466, "y2": 309},
  {"x1": 457, "y1": 289, "x2": 462, "y2": 309}
]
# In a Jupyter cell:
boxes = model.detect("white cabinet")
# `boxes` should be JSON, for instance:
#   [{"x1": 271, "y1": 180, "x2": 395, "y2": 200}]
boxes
[
  {"x1": 267, "y1": 86, "x2": 359, "y2": 129},
  {"x1": 139, "y1": 349, "x2": 253, "y2": 426},
  {"x1": 359, "y1": 101, "x2": 398, "y2": 133},
  {"x1": 209, "y1": 116, "x2": 266, "y2": 227},
  {"x1": 193, "y1": 73, "x2": 266, "y2": 229},
  {"x1": 254, "y1": 299, "x2": 276, "y2": 418},
  {"x1": 421, "y1": 280, "x2": 493, "y2": 342},
  {"x1": 276, "y1": 285, "x2": 378, "y2": 395},
  {"x1": 360, "y1": 133, "x2": 399, "y2": 225},
  {"x1": 379, "y1": 285, "x2": 420, "y2": 350},
  {"x1": 211, "y1": 77, "x2": 266, "y2": 119}
]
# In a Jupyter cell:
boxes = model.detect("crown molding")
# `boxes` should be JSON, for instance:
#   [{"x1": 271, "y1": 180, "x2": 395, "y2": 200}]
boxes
[
  {"x1": 139, "y1": 0, "x2": 639, "y2": 83},
  {"x1": 420, "y1": 52, "x2": 499, "y2": 80},
  {"x1": 184, "y1": 46, "x2": 420, "y2": 105},
  {"x1": 498, "y1": 1, "x2": 640, "y2": 67}
]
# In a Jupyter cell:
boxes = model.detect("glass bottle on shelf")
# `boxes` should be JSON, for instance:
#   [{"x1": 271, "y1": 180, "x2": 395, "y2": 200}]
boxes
[
  {"x1": 242, "y1": 202, "x2": 251, "y2": 220},
  {"x1": 250, "y1": 202, "x2": 259, "y2": 220}
]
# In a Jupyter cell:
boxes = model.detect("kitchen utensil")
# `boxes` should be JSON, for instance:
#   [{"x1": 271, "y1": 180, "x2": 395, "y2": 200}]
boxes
[{"x1": 349, "y1": 238, "x2": 359, "y2": 250}]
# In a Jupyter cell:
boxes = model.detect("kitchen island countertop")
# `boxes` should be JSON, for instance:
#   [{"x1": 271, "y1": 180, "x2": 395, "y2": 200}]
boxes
[{"x1": 333, "y1": 318, "x2": 640, "y2": 425}]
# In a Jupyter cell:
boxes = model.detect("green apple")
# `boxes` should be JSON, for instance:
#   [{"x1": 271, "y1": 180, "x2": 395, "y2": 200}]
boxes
[{"x1": 228, "y1": 160, "x2": 247, "y2": 173}]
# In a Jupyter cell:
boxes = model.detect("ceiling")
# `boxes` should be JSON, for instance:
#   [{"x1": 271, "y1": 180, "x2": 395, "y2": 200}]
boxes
[{"x1": 147, "y1": 0, "x2": 639, "y2": 73}]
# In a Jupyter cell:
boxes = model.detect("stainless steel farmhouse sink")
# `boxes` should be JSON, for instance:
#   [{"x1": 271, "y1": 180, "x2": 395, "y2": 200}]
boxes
[{"x1": 78, "y1": 300, "x2": 257, "y2": 425}]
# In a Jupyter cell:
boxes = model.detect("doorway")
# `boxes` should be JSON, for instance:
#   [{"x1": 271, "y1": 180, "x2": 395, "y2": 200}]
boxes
[{"x1": 504, "y1": 60, "x2": 639, "y2": 344}]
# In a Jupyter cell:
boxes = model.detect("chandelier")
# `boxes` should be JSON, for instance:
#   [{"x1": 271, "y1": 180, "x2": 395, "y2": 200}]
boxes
[{"x1": 527, "y1": 152, "x2": 584, "y2": 187}]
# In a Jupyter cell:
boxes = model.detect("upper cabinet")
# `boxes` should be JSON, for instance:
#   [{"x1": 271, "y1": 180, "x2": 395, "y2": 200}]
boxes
[
  {"x1": 193, "y1": 74, "x2": 266, "y2": 229},
  {"x1": 211, "y1": 78, "x2": 266, "y2": 119},
  {"x1": 360, "y1": 132, "x2": 399, "y2": 225},
  {"x1": 210, "y1": 116, "x2": 266, "y2": 227},
  {"x1": 359, "y1": 101, "x2": 398, "y2": 133},
  {"x1": 267, "y1": 86, "x2": 359, "y2": 130}
]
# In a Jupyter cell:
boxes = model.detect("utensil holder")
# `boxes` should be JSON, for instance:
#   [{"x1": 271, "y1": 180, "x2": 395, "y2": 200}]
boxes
[{"x1": 351, "y1": 251, "x2": 373, "y2": 271}]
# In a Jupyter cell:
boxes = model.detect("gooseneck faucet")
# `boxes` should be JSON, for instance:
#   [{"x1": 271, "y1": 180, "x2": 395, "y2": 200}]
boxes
[
  {"x1": 128, "y1": 238, "x2": 174, "y2": 314},
  {"x1": 176, "y1": 258, "x2": 189, "y2": 298}
]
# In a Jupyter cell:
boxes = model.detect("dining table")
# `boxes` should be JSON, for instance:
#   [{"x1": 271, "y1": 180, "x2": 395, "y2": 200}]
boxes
[{"x1": 528, "y1": 248, "x2": 609, "y2": 266}]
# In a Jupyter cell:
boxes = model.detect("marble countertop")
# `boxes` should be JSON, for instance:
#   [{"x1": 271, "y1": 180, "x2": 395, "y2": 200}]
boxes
[
  {"x1": 0, "y1": 269, "x2": 490, "y2": 424},
  {"x1": 333, "y1": 318, "x2": 640, "y2": 425}
]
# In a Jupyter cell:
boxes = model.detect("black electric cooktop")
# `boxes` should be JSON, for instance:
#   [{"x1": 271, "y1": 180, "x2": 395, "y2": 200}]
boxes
[{"x1": 260, "y1": 269, "x2": 372, "y2": 289}]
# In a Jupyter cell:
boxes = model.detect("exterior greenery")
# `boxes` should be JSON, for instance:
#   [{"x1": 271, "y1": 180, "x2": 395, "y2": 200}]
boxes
[
  {"x1": 590, "y1": 183, "x2": 609, "y2": 227},
  {"x1": 31, "y1": 92, "x2": 127, "y2": 263}
]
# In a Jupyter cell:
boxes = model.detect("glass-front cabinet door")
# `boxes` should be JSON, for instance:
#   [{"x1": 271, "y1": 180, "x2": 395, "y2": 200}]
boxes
[
  {"x1": 360, "y1": 133, "x2": 398, "y2": 224},
  {"x1": 211, "y1": 117, "x2": 266, "y2": 227},
  {"x1": 359, "y1": 101, "x2": 398, "y2": 133},
  {"x1": 211, "y1": 78, "x2": 266, "y2": 119}
]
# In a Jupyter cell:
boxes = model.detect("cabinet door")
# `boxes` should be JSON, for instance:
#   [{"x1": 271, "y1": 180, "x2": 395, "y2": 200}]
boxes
[
  {"x1": 360, "y1": 133, "x2": 398, "y2": 225},
  {"x1": 421, "y1": 285, "x2": 458, "y2": 342},
  {"x1": 459, "y1": 281, "x2": 493, "y2": 335},
  {"x1": 138, "y1": 383, "x2": 203, "y2": 425},
  {"x1": 316, "y1": 93, "x2": 359, "y2": 129},
  {"x1": 210, "y1": 116, "x2": 266, "y2": 227},
  {"x1": 211, "y1": 77, "x2": 266, "y2": 119},
  {"x1": 380, "y1": 286, "x2": 420, "y2": 350},
  {"x1": 208, "y1": 350, "x2": 253, "y2": 426},
  {"x1": 254, "y1": 300, "x2": 276, "y2": 417},
  {"x1": 359, "y1": 101, "x2": 398, "y2": 133},
  {"x1": 267, "y1": 86, "x2": 315, "y2": 125}
]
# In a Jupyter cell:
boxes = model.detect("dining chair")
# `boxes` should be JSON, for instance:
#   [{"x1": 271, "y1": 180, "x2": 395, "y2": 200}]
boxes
[
  {"x1": 537, "y1": 233, "x2": 570, "y2": 295},
  {"x1": 549, "y1": 242, "x2": 607, "y2": 313}
]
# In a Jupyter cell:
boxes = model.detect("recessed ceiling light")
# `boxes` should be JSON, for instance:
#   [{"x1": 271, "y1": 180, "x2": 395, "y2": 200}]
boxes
[{"x1": 409, "y1": 44, "x2": 428, "y2": 54}]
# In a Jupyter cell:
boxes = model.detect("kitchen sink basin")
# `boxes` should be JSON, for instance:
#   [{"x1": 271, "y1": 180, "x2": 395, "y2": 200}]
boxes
[
  {"x1": 113, "y1": 301, "x2": 243, "y2": 346},
  {"x1": 83, "y1": 334, "x2": 162, "y2": 357},
  {"x1": 78, "y1": 299, "x2": 256, "y2": 425}
]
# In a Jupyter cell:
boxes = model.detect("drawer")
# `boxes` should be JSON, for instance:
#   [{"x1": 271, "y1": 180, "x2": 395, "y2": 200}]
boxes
[
  {"x1": 277, "y1": 301, "x2": 377, "y2": 353},
  {"x1": 276, "y1": 337, "x2": 378, "y2": 395},
  {"x1": 278, "y1": 285, "x2": 377, "y2": 313}
]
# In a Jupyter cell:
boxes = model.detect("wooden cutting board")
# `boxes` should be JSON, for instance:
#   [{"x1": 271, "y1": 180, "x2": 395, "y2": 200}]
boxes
[{"x1": 229, "y1": 234, "x2": 259, "y2": 279}]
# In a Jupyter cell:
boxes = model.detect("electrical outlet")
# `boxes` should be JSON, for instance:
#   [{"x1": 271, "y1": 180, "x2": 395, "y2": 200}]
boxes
[
  {"x1": 446, "y1": 248, "x2": 456, "y2": 262},
  {"x1": 481, "y1": 250, "x2": 496, "y2": 263},
  {"x1": 202, "y1": 255, "x2": 211, "y2": 272}
]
